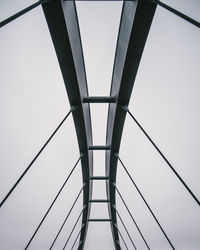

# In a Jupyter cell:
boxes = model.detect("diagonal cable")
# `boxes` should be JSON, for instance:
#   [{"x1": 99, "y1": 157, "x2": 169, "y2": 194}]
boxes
[
  {"x1": 70, "y1": 224, "x2": 86, "y2": 250},
  {"x1": 113, "y1": 183, "x2": 150, "y2": 250},
  {"x1": 147, "y1": 0, "x2": 200, "y2": 28},
  {"x1": 49, "y1": 183, "x2": 86, "y2": 249},
  {"x1": 0, "y1": 107, "x2": 76, "y2": 208},
  {"x1": 63, "y1": 206, "x2": 86, "y2": 250},
  {"x1": 25, "y1": 154, "x2": 83, "y2": 249},
  {"x1": 0, "y1": 0, "x2": 51, "y2": 28},
  {"x1": 114, "y1": 223, "x2": 129, "y2": 250},
  {"x1": 115, "y1": 153, "x2": 175, "y2": 249},
  {"x1": 113, "y1": 205, "x2": 137, "y2": 250},
  {"x1": 123, "y1": 106, "x2": 200, "y2": 206}
]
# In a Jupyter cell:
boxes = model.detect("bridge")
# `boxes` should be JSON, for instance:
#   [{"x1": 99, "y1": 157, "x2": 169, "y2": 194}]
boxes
[{"x1": 0, "y1": 0, "x2": 199, "y2": 249}]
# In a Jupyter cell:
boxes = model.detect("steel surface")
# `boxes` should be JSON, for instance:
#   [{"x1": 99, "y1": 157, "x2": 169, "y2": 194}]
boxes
[
  {"x1": 42, "y1": 1, "x2": 93, "y2": 248},
  {"x1": 106, "y1": 0, "x2": 157, "y2": 248}
]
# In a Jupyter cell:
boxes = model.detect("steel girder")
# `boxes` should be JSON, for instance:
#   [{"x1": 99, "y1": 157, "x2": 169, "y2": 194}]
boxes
[
  {"x1": 42, "y1": 0, "x2": 157, "y2": 249},
  {"x1": 42, "y1": 1, "x2": 93, "y2": 249},
  {"x1": 106, "y1": 0, "x2": 157, "y2": 249}
]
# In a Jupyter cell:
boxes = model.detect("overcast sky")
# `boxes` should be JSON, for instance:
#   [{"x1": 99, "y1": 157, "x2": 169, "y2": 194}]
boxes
[{"x1": 0, "y1": 0, "x2": 200, "y2": 249}]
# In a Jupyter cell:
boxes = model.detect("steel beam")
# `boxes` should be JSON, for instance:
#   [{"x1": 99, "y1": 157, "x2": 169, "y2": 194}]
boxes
[
  {"x1": 42, "y1": 1, "x2": 93, "y2": 249},
  {"x1": 87, "y1": 219, "x2": 111, "y2": 222},
  {"x1": 105, "y1": 1, "x2": 157, "y2": 249},
  {"x1": 83, "y1": 96, "x2": 116, "y2": 103},
  {"x1": 89, "y1": 199, "x2": 110, "y2": 203},
  {"x1": 42, "y1": 0, "x2": 157, "y2": 249},
  {"x1": 89, "y1": 145, "x2": 111, "y2": 150},
  {"x1": 90, "y1": 176, "x2": 109, "y2": 180}
]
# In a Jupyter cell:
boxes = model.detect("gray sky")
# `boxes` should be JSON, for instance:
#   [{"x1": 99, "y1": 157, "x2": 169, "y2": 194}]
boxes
[{"x1": 0, "y1": 0, "x2": 200, "y2": 249}]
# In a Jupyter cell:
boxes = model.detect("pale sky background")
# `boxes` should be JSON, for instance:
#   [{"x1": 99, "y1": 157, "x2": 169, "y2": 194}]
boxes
[{"x1": 0, "y1": 0, "x2": 200, "y2": 249}]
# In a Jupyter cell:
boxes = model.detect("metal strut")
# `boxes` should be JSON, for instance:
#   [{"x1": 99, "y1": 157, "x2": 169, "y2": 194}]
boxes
[
  {"x1": 106, "y1": 0, "x2": 157, "y2": 248},
  {"x1": 42, "y1": 1, "x2": 93, "y2": 249},
  {"x1": 89, "y1": 145, "x2": 111, "y2": 150},
  {"x1": 83, "y1": 96, "x2": 116, "y2": 103}
]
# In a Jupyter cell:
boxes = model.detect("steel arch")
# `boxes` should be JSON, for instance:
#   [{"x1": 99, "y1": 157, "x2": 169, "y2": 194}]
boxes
[
  {"x1": 106, "y1": 0, "x2": 157, "y2": 248},
  {"x1": 43, "y1": 0, "x2": 156, "y2": 249},
  {"x1": 42, "y1": 1, "x2": 93, "y2": 248},
  {"x1": 0, "y1": 0, "x2": 199, "y2": 249}
]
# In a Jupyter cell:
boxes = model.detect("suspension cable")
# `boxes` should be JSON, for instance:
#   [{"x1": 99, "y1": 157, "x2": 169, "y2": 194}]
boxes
[
  {"x1": 49, "y1": 183, "x2": 86, "y2": 249},
  {"x1": 147, "y1": 0, "x2": 200, "y2": 28},
  {"x1": 70, "y1": 224, "x2": 86, "y2": 250},
  {"x1": 0, "y1": 0, "x2": 51, "y2": 28},
  {"x1": 114, "y1": 223, "x2": 129, "y2": 250},
  {"x1": 63, "y1": 206, "x2": 86, "y2": 250},
  {"x1": 123, "y1": 106, "x2": 200, "y2": 207},
  {"x1": 24, "y1": 154, "x2": 83, "y2": 249},
  {"x1": 0, "y1": 107, "x2": 76, "y2": 208},
  {"x1": 113, "y1": 205, "x2": 137, "y2": 250},
  {"x1": 113, "y1": 183, "x2": 150, "y2": 250},
  {"x1": 115, "y1": 153, "x2": 175, "y2": 249}
]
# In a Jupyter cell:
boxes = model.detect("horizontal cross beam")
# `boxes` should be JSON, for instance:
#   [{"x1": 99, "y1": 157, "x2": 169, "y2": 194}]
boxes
[
  {"x1": 83, "y1": 96, "x2": 116, "y2": 103},
  {"x1": 89, "y1": 145, "x2": 111, "y2": 150},
  {"x1": 90, "y1": 176, "x2": 109, "y2": 180},
  {"x1": 89, "y1": 199, "x2": 110, "y2": 203},
  {"x1": 87, "y1": 219, "x2": 111, "y2": 222}
]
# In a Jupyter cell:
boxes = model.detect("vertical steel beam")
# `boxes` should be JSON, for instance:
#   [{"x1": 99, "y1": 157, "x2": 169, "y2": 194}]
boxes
[
  {"x1": 42, "y1": 1, "x2": 93, "y2": 249},
  {"x1": 106, "y1": 0, "x2": 157, "y2": 249}
]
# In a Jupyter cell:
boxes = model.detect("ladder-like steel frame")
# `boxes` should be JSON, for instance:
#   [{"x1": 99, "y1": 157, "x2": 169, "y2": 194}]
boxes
[
  {"x1": 0, "y1": 0, "x2": 199, "y2": 248},
  {"x1": 42, "y1": 0, "x2": 156, "y2": 249},
  {"x1": 1, "y1": 0, "x2": 200, "y2": 248}
]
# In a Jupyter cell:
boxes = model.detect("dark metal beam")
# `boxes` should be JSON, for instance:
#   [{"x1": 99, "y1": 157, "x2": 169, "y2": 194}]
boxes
[
  {"x1": 89, "y1": 145, "x2": 111, "y2": 150},
  {"x1": 105, "y1": 0, "x2": 157, "y2": 249},
  {"x1": 83, "y1": 96, "x2": 116, "y2": 103},
  {"x1": 87, "y1": 219, "x2": 111, "y2": 222},
  {"x1": 90, "y1": 176, "x2": 109, "y2": 180},
  {"x1": 42, "y1": 1, "x2": 93, "y2": 249},
  {"x1": 89, "y1": 199, "x2": 110, "y2": 203}
]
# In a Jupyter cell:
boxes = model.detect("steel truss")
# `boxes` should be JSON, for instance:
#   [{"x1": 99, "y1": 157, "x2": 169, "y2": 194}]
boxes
[
  {"x1": 2, "y1": 0, "x2": 199, "y2": 248},
  {"x1": 43, "y1": 0, "x2": 156, "y2": 249}
]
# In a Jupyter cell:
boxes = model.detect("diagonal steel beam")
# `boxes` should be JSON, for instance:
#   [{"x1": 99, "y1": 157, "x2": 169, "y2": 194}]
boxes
[
  {"x1": 42, "y1": 1, "x2": 93, "y2": 249},
  {"x1": 106, "y1": 0, "x2": 157, "y2": 249}
]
